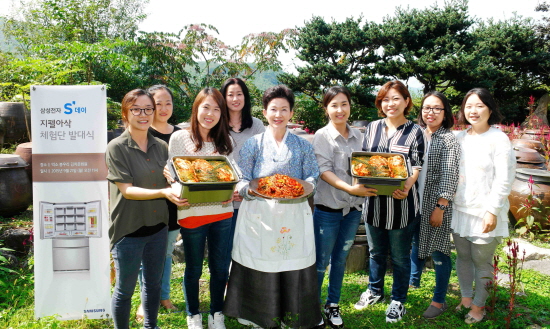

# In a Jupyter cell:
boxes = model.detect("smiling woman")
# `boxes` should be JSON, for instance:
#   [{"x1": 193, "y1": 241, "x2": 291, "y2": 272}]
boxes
[
  {"x1": 105, "y1": 89, "x2": 187, "y2": 329},
  {"x1": 167, "y1": 87, "x2": 234, "y2": 329}
]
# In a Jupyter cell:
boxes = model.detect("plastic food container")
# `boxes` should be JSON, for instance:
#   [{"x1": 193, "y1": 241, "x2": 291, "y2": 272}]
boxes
[
  {"x1": 168, "y1": 155, "x2": 241, "y2": 204},
  {"x1": 350, "y1": 151, "x2": 411, "y2": 196}
]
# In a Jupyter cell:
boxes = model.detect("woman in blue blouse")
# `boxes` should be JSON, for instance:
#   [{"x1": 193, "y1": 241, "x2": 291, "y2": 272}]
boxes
[
  {"x1": 354, "y1": 81, "x2": 425, "y2": 324},
  {"x1": 223, "y1": 85, "x2": 323, "y2": 329}
]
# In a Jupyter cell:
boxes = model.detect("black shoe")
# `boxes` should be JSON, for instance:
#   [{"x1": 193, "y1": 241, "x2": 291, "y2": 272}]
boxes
[{"x1": 324, "y1": 304, "x2": 344, "y2": 328}]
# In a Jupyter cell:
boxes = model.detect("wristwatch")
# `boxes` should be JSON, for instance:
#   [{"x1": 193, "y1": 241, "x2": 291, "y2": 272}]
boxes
[{"x1": 436, "y1": 203, "x2": 448, "y2": 211}]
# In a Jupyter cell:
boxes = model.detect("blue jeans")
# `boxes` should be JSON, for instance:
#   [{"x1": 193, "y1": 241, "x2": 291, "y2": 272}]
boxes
[
  {"x1": 366, "y1": 220, "x2": 414, "y2": 303},
  {"x1": 409, "y1": 220, "x2": 422, "y2": 288},
  {"x1": 138, "y1": 228, "x2": 179, "y2": 301},
  {"x1": 410, "y1": 224, "x2": 452, "y2": 304},
  {"x1": 111, "y1": 226, "x2": 168, "y2": 329},
  {"x1": 314, "y1": 207, "x2": 361, "y2": 305},
  {"x1": 180, "y1": 217, "x2": 232, "y2": 316}
]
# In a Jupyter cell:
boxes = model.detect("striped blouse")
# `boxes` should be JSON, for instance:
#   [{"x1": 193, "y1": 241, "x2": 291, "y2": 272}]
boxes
[{"x1": 361, "y1": 119, "x2": 426, "y2": 230}]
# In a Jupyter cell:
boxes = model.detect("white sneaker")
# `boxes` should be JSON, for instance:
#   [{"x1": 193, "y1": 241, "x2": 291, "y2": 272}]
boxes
[
  {"x1": 385, "y1": 300, "x2": 406, "y2": 323},
  {"x1": 354, "y1": 290, "x2": 383, "y2": 310},
  {"x1": 237, "y1": 318, "x2": 262, "y2": 328},
  {"x1": 187, "y1": 314, "x2": 203, "y2": 329},
  {"x1": 208, "y1": 312, "x2": 226, "y2": 329}
]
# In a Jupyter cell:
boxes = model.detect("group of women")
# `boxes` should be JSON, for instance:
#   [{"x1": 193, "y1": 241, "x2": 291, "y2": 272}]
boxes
[{"x1": 105, "y1": 78, "x2": 516, "y2": 329}]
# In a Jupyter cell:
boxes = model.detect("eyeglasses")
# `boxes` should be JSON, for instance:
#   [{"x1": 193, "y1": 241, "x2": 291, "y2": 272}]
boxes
[
  {"x1": 421, "y1": 106, "x2": 444, "y2": 114},
  {"x1": 130, "y1": 107, "x2": 155, "y2": 116}
]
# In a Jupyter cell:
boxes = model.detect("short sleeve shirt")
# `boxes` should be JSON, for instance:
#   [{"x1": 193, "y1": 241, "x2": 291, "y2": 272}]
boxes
[
  {"x1": 361, "y1": 119, "x2": 426, "y2": 230},
  {"x1": 106, "y1": 129, "x2": 169, "y2": 249}
]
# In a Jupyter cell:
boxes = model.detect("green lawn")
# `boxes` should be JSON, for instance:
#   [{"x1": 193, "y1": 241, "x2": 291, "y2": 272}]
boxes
[
  {"x1": 1, "y1": 252, "x2": 550, "y2": 328},
  {"x1": 1, "y1": 210, "x2": 549, "y2": 328}
]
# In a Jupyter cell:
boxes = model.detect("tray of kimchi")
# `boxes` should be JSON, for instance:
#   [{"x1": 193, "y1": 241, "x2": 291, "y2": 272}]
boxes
[
  {"x1": 249, "y1": 174, "x2": 314, "y2": 201},
  {"x1": 168, "y1": 155, "x2": 240, "y2": 203},
  {"x1": 350, "y1": 152, "x2": 411, "y2": 196}
]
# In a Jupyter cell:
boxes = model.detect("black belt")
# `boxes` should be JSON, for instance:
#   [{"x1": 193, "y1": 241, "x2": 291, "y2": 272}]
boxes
[{"x1": 315, "y1": 204, "x2": 343, "y2": 213}]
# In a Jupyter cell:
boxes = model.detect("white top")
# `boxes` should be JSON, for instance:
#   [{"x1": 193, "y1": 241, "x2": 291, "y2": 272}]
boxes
[{"x1": 451, "y1": 127, "x2": 516, "y2": 239}]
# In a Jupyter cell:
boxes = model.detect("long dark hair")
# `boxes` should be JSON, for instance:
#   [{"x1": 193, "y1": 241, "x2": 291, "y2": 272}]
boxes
[
  {"x1": 220, "y1": 78, "x2": 253, "y2": 132},
  {"x1": 189, "y1": 87, "x2": 233, "y2": 155},
  {"x1": 417, "y1": 91, "x2": 454, "y2": 129}
]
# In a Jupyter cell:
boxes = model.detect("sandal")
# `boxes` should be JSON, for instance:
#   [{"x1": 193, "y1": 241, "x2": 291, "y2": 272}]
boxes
[
  {"x1": 455, "y1": 302, "x2": 471, "y2": 312},
  {"x1": 465, "y1": 311, "x2": 485, "y2": 324}
]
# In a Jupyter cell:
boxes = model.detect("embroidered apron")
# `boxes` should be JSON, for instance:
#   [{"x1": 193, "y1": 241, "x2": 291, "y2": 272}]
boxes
[{"x1": 231, "y1": 197, "x2": 315, "y2": 273}]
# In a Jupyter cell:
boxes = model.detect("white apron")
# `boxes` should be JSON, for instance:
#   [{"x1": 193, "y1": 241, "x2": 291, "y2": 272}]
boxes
[{"x1": 231, "y1": 198, "x2": 315, "y2": 273}]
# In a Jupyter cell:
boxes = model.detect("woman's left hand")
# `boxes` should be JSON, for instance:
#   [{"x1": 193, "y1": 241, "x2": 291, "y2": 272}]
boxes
[
  {"x1": 232, "y1": 190, "x2": 243, "y2": 202},
  {"x1": 392, "y1": 176, "x2": 414, "y2": 200},
  {"x1": 481, "y1": 212, "x2": 497, "y2": 233},
  {"x1": 222, "y1": 194, "x2": 235, "y2": 205},
  {"x1": 429, "y1": 208, "x2": 444, "y2": 227}
]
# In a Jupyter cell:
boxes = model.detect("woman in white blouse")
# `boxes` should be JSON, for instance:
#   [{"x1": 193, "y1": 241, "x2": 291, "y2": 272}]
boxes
[{"x1": 451, "y1": 88, "x2": 516, "y2": 324}]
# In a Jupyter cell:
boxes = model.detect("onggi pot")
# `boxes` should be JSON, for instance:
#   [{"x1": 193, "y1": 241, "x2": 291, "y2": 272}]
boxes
[
  {"x1": 0, "y1": 154, "x2": 32, "y2": 217},
  {"x1": 508, "y1": 168, "x2": 550, "y2": 231}
]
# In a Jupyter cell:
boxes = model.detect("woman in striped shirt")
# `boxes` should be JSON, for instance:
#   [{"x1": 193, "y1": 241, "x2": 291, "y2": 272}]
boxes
[{"x1": 354, "y1": 80, "x2": 425, "y2": 323}]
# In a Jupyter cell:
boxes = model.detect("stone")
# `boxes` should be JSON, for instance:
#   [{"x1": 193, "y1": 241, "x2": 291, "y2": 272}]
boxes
[
  {"x1": 503, "y1": 239, "x2": 550, "y2": 261},
  {"x1": 0, "y1": 228, "x2": 32, "y2": 253},
  {"x1": 172, "y1": 238, "x2": 185, "y2": 263}
]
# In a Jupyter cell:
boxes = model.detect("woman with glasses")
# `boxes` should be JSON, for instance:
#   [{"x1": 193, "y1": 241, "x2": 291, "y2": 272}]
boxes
[
  {"x1": 106, "y1": 89, "x2": 187, "y2": 329},
  {"x1": 409, "y1": 91, "x2": 460, "y2": 319},
  {"x1": 135, "y1": 85, "x2": 182, "y2": 321},
  {"x1": 451, "y1": 88, "x2": 515, "y2": 324},
  {"x1": 168, "y1": 87, "x2": 234, "y2": 329},
  {"x1": 354, "y1": 81, "x2": 425, "y2": 324}
]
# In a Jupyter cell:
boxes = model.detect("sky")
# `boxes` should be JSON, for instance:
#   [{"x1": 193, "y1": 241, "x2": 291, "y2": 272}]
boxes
[
  {"x1": 0, "y1": 0, "x2": 546, "y2": 87},
  {"x1": 137, "y1": 0, "x2": 546, "y2": 73}
]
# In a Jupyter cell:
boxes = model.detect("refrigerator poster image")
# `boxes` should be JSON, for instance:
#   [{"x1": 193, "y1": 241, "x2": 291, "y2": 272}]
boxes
[{"x1": 31, "y1": 85, "x2": 110, "y2": 320}]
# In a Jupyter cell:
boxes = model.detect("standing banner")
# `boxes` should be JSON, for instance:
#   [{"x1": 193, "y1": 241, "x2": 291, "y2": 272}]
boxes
[{"x1": 31, "y1": 85, "x2": 111, "y2": 320}]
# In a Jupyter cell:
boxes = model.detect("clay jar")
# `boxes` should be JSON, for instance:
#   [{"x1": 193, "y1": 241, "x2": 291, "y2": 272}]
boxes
[
  {"x1": 508, "y1": 168, "x2": 550, "y2": 231},
  {"x1": 511, "y1": 139, "x2": 545, "y2": 155},
  {"x1": 0, "y1": 102, "x2": 31, "y2": 144},
  {"x1": 0, "y1": 154, "x2": 32, "y2": 217},
  {"x1": 513, "y1": 147, "x2": 546, "y2": 169},
  {"x1": 521, "y1": 129, "x2": 550, "y2": 141},
  {"x1": 14, "y1": 142, "x2": 33, "y2": 181}
]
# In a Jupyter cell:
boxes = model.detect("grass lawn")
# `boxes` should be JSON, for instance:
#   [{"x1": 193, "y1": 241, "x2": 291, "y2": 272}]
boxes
[{"x1": 1, "y1": 210, "x2": 550, "y2": 328}]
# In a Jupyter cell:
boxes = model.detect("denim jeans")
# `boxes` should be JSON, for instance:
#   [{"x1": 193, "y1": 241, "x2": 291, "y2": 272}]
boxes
[
  {"x1": 366, "y1": 220, "x2": 414, "y2": 303},
  {"x1": 180, "y1": 217, "x2": 232, "y2": 316},
  {"x1": 138, "y1": 228, "x2": 179, "y2": 301},
  {"x1": 314, "y1": 207, "x2": 361, "y2": 305},
  {"x1": 111, "y1": 226, "x2": 168, "y2": 329},
  {"x1": 410, "y1": 223, "x2": 452, "y2": 304}
]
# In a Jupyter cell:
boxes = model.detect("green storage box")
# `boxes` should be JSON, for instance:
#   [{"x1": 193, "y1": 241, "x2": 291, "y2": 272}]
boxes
[
  {"x1": 350, "y1": 151, "x2": 411, "y2": 196},
  {"x1": 168, "y1": 155, "x2": 240, "y2": 204}
]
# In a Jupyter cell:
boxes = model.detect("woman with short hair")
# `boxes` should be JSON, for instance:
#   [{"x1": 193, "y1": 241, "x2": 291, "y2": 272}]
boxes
[
  {"x1": 354, "y1": 80, "x2": 425, "y2": 324},
  {"x1": 224, "y1": 85, "x2": 323, "y2": 329},
  {"x1": 106, "y1": 89, "x2": 186, "y2": 329}
]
